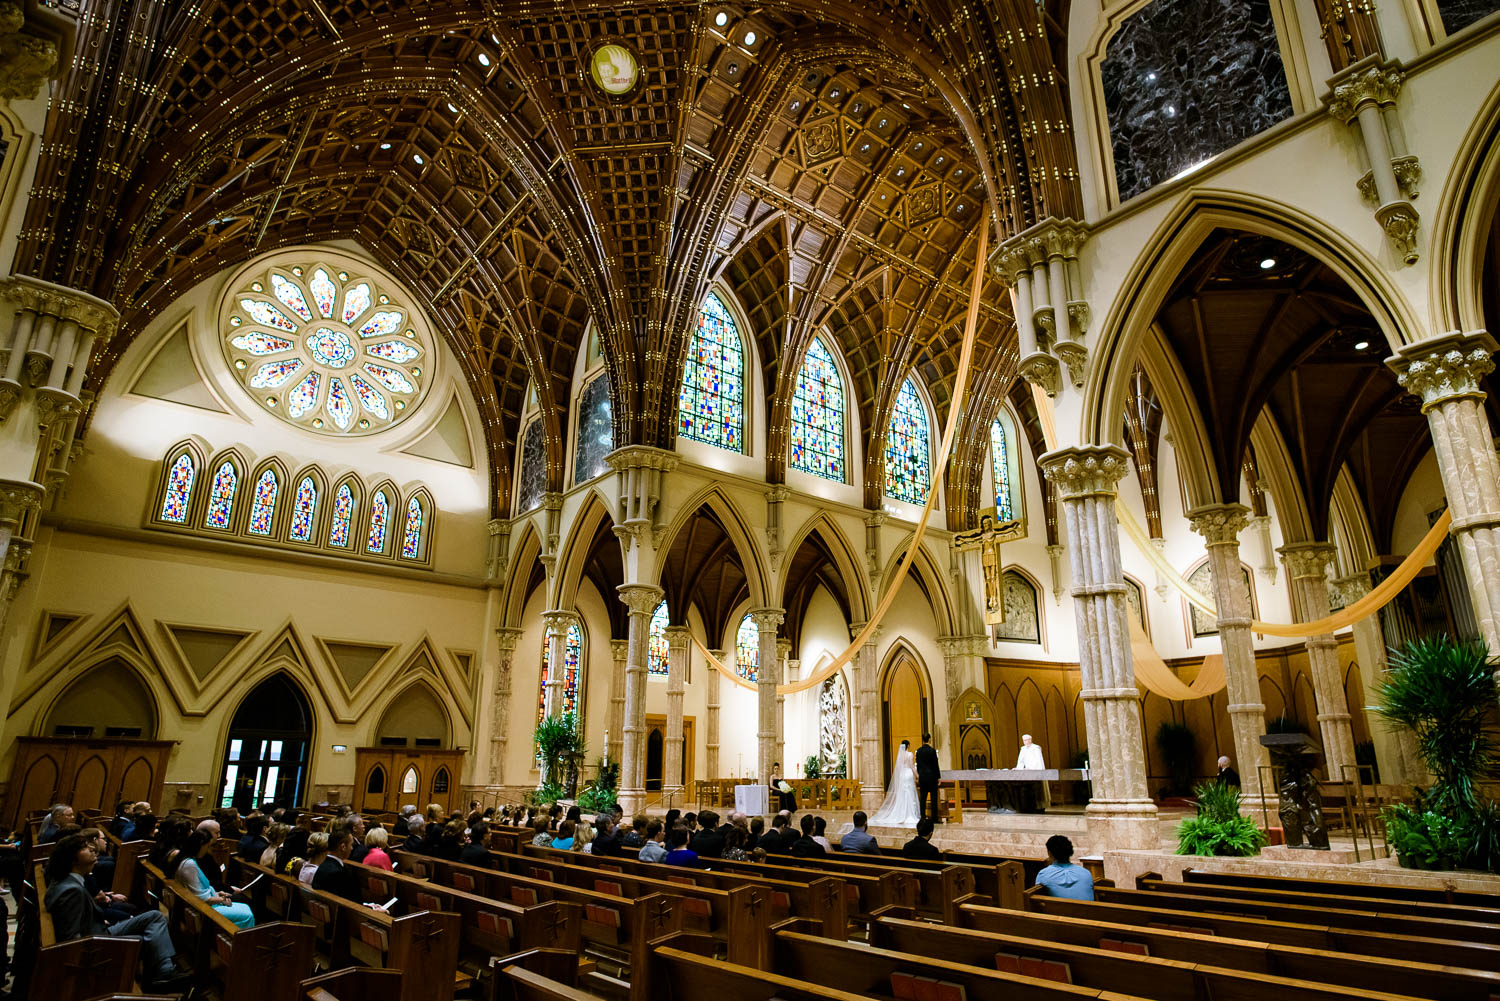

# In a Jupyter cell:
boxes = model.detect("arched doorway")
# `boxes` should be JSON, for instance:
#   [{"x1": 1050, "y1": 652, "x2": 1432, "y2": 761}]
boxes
[
  {"x1": 217, "y1": 674, "x2": 312, "y2": 811},
  {"x1": 880, "y1": 650, "x2": 930, "y2": 785},
  {"x1": 645, "y1": 729, "x2": 664, "y2": 792}
]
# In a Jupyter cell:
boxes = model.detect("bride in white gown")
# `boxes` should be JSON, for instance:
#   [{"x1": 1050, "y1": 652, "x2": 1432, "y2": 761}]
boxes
[{"x1": 868, "y1": 739, "x2": 922, "y2": 827}]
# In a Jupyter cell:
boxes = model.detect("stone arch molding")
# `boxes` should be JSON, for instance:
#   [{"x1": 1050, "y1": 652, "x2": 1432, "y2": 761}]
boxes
[
  {"x1": 1082, "y1": 189, "x2": 1423, "y2": 451},
  {"x1": 653, "y1": 482, "x2": 772, "y2": 609},
  {"x1": 1430, "y1": 76, "x2": 1500, "y2": 335},
  {"x1": 777, "y1": 511, "x2": 871, "y2": 624}
]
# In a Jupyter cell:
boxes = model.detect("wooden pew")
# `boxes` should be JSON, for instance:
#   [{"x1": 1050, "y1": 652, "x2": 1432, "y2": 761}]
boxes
[
  {"x1": 238, "y1": 861, "x2": 461, "y2": 1001},
  {"x1": 397, "y1": 851, "x2": 681, "y2": 1001},
  {"x1": 497, "y1": 964, "x2": 610, "y2": 1001},
  {"x1": 522, "y1": 844, "x2": 848, "y2": 940},
  {"x1": 957, "y1": 901, "x2": 1500, "y2": 999},
  {"x1": 839, "y1": 843, "x2": 1040, "y2": 901},
  {"x1": 303, "y1": 967, "x2": 403, "y2": 1001},
  {"x1": 684, "y1": 851, "x2": 918, "y2": 920},
  {"x1": 104, "y1": 833, "x2": 154, "y2": 905},
  {"x1": 647, "y1": 941, "x2": 893, "y2": 1001},
  {"x1": 348, "y1": 859, "x2": 583, "y2": 973},
  {"x1": 1136, "y1": 871, "x2": 1500, "y2": 924},
  {"x1": 746, "y1": 848, "x2": 993, "y2": 922},
  {"x1": 480, "y1": 849, "x2": 771, "y2": 970},
  {"x1": 150, "y1": 866, "x2": 315, "y2": 1001},
  {"x1": 869, "y1": 912, "x2": 1431, "y2": 1001},
  {"x1": 1183, "y1": 867, "x2": 1500, "y2": 907},
  {"x1": 1094, "y1": 883, "x2": 1500, "y2": 946},
  {"x1": 31, "y1": 864, "x2": 143, "y2": 1001}
]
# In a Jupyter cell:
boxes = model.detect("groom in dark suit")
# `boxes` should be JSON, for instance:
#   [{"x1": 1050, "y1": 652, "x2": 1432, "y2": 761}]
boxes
[{"x1": 914, "y1": 732, "x2": 941, "y2": 824}]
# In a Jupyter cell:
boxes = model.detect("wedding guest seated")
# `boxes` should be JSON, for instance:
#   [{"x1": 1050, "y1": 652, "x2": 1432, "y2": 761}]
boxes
[
  {"x1": 901, "y1": 818, "x2": 942, "y2": 859},
  {"x1": 299, "y1": 833, "x2": 330, "y2": 885},
  {"x1": 394, "y1": 805, "x2": 417, "y2": 836},
  {"x1": 342, "y1": 815, "x2": 369, "y2": 862},
  {"x1": 622, "y1": 814, "x2": 647, "y2": 849},
  {"x1": 591, "y1": 816, "x2": 623, "y2": 857},
  {"x1": 572, "y1": 819, "x2": 595, "y2": 852},
  {"x1": 757, "y1": 813, "x2": 793, "y2": 854},
  {"x1": 39, "y1": 803, "x2": 75, "y2": 843},
  {"x1": 237, "y1": 815, "x2": 270, "y2": 862},
  {"x1": 663, "y1": 827, "x2": 699, "y2": 868},
  {"x1": 275, "y1": 827, "x2": 311, "y2": 874},
  {"x1": 529, "y1": 817, "x2": 553, "y2": 848},
  {"x1": 311, "y1": 830, "x2": 363, "y2": 905},
  {"x1": 638, "y1": 821, "x2": 666, "y2": 862},
  {"x1": 688, "y1": 810, "x2": 725, "y2": 858},
  {"x1": 81, "y1": 829, "x2": 132, "y2": 923},
  {"x1": 458, "y1": 821, "x2": 493, "y2": 867},
  {"x1": 811, "y1": 816, "x2": 832, "y2": 852},
  {"x1": 838, "y1": 812, "x2": 881, "y2": 854},
  {"x1": 789, "y1": 814, "x2": 826, "y2": 858},
  {"x1": 403, "y1": 815, "x2": 428, "y2": 852},
  {"x1": 44, "y1": 834, "x2": 190, "y2": 991},
  {"x1": 745, "y1": 816, "x2": 764, "y2": 850},
  {"x1": 722, "y1": 825, "x2": 750, "y2": 861},
  {"x1": 261, "y1": 823, "x2": 290, "y2": 867},
  {"x1": 1036, "y1": 835, "x2": 1094, "y2": 901},
  {"x1": 168, "y1": 828, "x2": 255, "y2": 929},
  {"x1": 550, "y1": 821, "x2": 576, "y2": 852},
  {"x1": 362, "y1": 827, "x2": 394, "y2": 871}
]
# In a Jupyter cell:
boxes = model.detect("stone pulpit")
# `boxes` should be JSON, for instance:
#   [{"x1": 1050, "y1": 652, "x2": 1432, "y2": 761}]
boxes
[{"x1": 1260, "y1": 732, "x2": 1329, "y2": 850}]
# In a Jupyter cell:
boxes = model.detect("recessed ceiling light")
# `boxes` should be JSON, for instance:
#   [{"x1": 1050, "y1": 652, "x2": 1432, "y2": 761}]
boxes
[
  {"x1": 1354, "y1": 340, "x2": 1370, "y2": 350},
  {"x1": 1259, "y1": 257, "x2": 1276, "y2": 269},
  {"x1": 744, "y1": 30, "x2": 756, "y2": 45},
  {"x1": 715, "y1": 11, "x2": 728, "y2": 26},
  {"x1": 447, "y1": 102, "x2": 458, "y2": 113},
  {"x1": 478, "y1": 52, "x2": 491, "y2": 67},
  {"x1": 491, "y1": 33, "x2": 499, "y2": 44},
  {"x1": 380, "y1": 142, "x2": 391, "y2": 150},
  {"x1": 413, "y1": 153, "x2": 425, "y2": 165}
]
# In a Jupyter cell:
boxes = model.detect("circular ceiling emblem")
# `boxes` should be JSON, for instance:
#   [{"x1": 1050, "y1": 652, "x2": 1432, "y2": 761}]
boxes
[
  {"x1": 589, "y1": 42, "x2": 640, "y2": 97},
  {"x1": 220, "y1": 259, "x2": 431, "y2": 436}
]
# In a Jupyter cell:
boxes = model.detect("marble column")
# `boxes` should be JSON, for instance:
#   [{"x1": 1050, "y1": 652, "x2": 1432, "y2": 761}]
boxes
[
  {"x1": 540, "y1": 609, "x2": 579, "y2": 720},
  {"x1": 1335, "y1": 572, "x2": 1426, "y2": 785},
  {"x1": 617, "y1": 583, "x2": 665, "y2": 814},
  {"x1": 778, "y1": 640, "x2": 793, "y2": 772},
  {"x1": 1187, "y1": 504, "x2": 1273, "y2": 809},
  {"x1": 851, "y1": 622, "x2": 883, "y2": 810},
  {"x1": 705, "y1": 649, "x2": 724, "y2": 780},
  {"x1": 608, "y1": 639, "x2": 628, "y2": 765},
  {"x1": 1280, "y1": 543, "x2": 1357, "y2": 781},
  {"x1": 1041, "y1": 445, "x2": 1159, "y2": 848},
  {"x1": 1389, "y1": 332, "x2": 1500, "y2": 669},
  {"x1": 751, "y1": 608, "x2": 785, "y2": 785},
  {"x1": 490, "y1": 627, "x2": 523, "y2": 786},
  {"x1": 663, "y1": 626, "x2": 690, "y2": 802}
]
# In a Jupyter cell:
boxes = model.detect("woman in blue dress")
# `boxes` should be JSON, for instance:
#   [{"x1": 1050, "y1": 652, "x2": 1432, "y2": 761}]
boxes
[{"x1": 166, "y1": 829, "x2": 255, "y2": 929}]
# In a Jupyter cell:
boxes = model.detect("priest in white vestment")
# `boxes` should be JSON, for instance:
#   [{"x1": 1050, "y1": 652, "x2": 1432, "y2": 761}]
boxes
[{"x1": 1015, "y1": 734, "x2": 1051, "y2": 809}]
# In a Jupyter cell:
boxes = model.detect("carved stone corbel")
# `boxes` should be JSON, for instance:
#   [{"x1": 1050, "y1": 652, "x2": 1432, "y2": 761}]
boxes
[{"x1": 1325, "y1": 57, "x2": 1421, "y2": 265}]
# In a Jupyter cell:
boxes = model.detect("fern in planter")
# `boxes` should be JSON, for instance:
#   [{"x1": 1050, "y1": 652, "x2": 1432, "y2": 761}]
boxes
[
  {"x1": 577, "y1": 756, "x2": 619, "y2": 814},
  {"x1": 1176, "y1": 781, "x2": 1266, "y2": 857},
  {"x1": 804, "y1": 755, "x2": 821, "y2": 779}
]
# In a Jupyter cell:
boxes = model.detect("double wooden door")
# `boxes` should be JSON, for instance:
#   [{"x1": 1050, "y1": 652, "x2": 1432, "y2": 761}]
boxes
[
  {"x1": 353, "y1": 748, "x2": 465, "y2": 815},
  {"x1": 5, "y1": 738, "x2": 173, "y2": 828}
]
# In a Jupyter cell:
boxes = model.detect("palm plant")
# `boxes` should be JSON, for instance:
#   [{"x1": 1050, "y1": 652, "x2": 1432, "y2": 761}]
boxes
[
  {"x1": 1376, "y1": 637, "x2": 1497, "y2": 816},
  {"x1": 534, "y1": 712, "x2": 581, "y2": 788}
]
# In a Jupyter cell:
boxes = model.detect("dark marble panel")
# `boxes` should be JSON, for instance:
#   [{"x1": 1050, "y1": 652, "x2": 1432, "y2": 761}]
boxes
[
  {"x1": 1102, "y1": 0, "x2": 1293, "y2": 201},
  {"x1": 517, "y1": 418, "x2": 546, "y2": 512},
  {"x1": 1437, "y1": 0, "x2": 1498, "y2": 35},
  {"x1": 574, "y1": 375, "x2": 614, "y2": 485}
]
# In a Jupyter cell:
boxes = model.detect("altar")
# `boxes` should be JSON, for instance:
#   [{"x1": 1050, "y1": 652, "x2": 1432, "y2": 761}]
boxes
[{"x1": 940, "y1": 768, "x2": 1089, "y2": 820}]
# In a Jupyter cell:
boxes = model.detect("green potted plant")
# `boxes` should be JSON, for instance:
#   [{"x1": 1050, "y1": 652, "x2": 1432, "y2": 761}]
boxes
[
  {"x1": 534, "y1": 712, "x2": 580, "y2": 789},
  {"x1": 804, "y1": 754, "x2": 821, "y2": 780},
  {"x1": 1176, "y1": 781, "x2": 1266, "y2": 856},
  {"x1": 578, "y1": 756, "x2": 619, "y2": 814},
  {"x1": 1155, "y1": 722, "x2": 1197, "y2": 797},
  {"x1": 1376, "y1": 637, "x2": 1499, "y2": 870}
]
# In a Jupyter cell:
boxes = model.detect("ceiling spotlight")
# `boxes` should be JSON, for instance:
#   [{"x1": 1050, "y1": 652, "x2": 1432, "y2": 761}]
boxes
[
  {"x1": 744, "y1": 30, "x2": 756, "y2": 45},
  {"x1": 447, "y1": 102, "x2": 459, "y2": 113},
  {"x1": 478, "y1": 52, "x2": 491, "y2": 67},
  {"x1": 715, "y1": 11, "x2": 728, "y2": 26},
  {"x1": 1259, "y1": 257, "x2": 1276, "y2": 269},
  {"x1": 413, "y1": 153, "x2": 425, "y2": 165},
  {"x1": 1354, "y1": 340, "x2": 1370, "y2": 350},
  {"x1": 380, "y1": 142, "x2": 391, "y2": 150}
]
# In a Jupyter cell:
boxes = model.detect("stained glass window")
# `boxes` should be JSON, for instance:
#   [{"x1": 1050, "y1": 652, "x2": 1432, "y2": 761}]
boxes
[
  {"x1": 536, "y1": 621, "x2": 583, "y2": 724},
  {"x1": 248, "y1": 469, "x2": 280, "y2": 536},
  {"x1": 368, "y1": 490, "x2": 390, "y2": 553},
  {"x1": 991, "y1": 418, "x2": 1014, "y2": 521},
  {"x1": 734, "y1": 615, "x2": 759, "y2": 682},
  {"x1": 204, "y1": 461, "x2": 238, "y2": 529},
  {"x1": 884, "y1": 377, "x2": 931, "y2": 504},
  {"x1": 401, "y1": 496, "x2": 424, "y2": 559},
  {"x1": 647, "y1": 601, "x2": 670, "y2": 676},
  {"x1": 790, "y1": 338, "x2": 845, "y2": 481},
  {"x1": 517, "y1": 420, "x2": 546, "y2": 512},
  {"x1": 678, "y1": 291, "x2": 745, "y2": 451},
  {"x1": 329, "y1": 483, "x2": 354, "y2": 547},
  {"x1": 574, "y1": 376, "x2": 613, "y2": 485},
  {"x1": 159, "y1": 453, "x2": 196, "y2": 523},
  {"x1": 289, "y1": 477, "x2": 318, "y2": 542}
]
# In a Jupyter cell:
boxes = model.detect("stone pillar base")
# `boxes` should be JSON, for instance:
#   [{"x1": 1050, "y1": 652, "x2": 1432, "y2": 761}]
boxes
[
  {"x1": 1085, "y1": 800, "x2": 1162, "y2": 851},
  {"x1": 618, "y1": 788, "x2": 646, "y2": 815},
  {"x1": 861, "y1": 786, "x2": 884, "y2": 812}
]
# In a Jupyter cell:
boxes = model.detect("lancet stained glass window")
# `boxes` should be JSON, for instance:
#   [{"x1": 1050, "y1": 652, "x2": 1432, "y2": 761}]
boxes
[
  {"x1": 575, "y1": 376, "x2": 614, "y2": 485},
  {"x1": 290, "y1": 477, "x2": 318, "y2": 542},
  {"x1": 160, "y1": 453, "x2": 196, "y2": 523},
  {"x1": 248, "y1": 469, "x2": 280, "y2": 536},
  {"x1": 647, "y1": 601, "x2": 670, "y2": 676},
  {"x1": 678, "y1": 291, "x2": 745, "y2": 451},
  {"x1": 536, "y1": 621, "x2": 583, "y2": 724},
  {"x1": 884, "y1": 378, "x2": 931, "y2": 504},
  {"x1": 401, "y1": 496, "x2": 423, "y2": 559},
  {"x1": 329, "y1": 483, "x2": 354, "y2": 547},
  {"x1": 204, "y1": 461, "x2": 238, "y2": 529},
  {"x1": 517, "y1": 420, "x2": 546, "y2": 512},
  {"x1": 368, "y1": 490, "x2": 390, "y2": 553},
  {"x1": 735, "y1": 615, "x2": 759, "y2": 682},
  {"x1": 991, "y1": 418, "x2": 1014, "y2": 521},
  {"x1": 790, "y1": 338, "x2": 845, "y2": 481}
]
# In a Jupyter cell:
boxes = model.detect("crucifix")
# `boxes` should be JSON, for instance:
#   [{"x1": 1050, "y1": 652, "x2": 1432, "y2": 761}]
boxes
[{"x1": 955, "y1": 513, "x2": 1024, "y2": 626}]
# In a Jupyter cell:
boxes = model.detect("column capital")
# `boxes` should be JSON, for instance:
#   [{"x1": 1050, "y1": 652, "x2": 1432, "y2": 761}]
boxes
[
  {"x1": 0, "y1": 275, "x2": 117, "y2": 335},
  {"x1": 1279, "y1": 542, "x2": 1338, "y2": 580},
  {"x1": 749, "y1": 606, "x2": 785, "y2": 631},
  {"x1": 1387, "y1": 330, "x2": 1497, "y2": 411},
  {"x1": 776, "y1": 637, "x2": 792, "y2": 659},
  {"x1": 495, "y1": 626, "x2": 523, "y2": 654},
  {"x1": 610, "y1": 638, "x2": 630, "y2": 661},
  {"x1": 606, "y1": 444, "x2": 680, "y2": 473},
  {"x1": 1187, "y1": 503, "x2": 1252, "y2": 545},
  {"x1": 1332, "y1": 571, "x2": 1372, "y2": 600},
  {"x1": 936, "y1": 634, "x2": 985, "y2": 659},
  {"x1": 0, "y1": 478, "x2": 44, "y2": 530},
  {"x1": 848, "y1": 621, "x2": 883, "y2": 644},
  {"x1": 664, "y1": 624, "x2": 691, "y2": 652},
  {"x1": 541, "y1": 608, "x2": 580, "y2": 629},
  {"x1": 1324, "y1": 55, "x2": 1404, "y2": 123},
  {"x1": 616, "y1": 583, "x2": 665, "y2": 616},
  {"x1": 1040, "y1": 444, "x2": 1132, "y2": 499}
]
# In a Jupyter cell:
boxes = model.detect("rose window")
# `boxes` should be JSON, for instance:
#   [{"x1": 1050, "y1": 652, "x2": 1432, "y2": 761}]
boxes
[{"x1": 221, "y1": 263, "x2": 429, "y2": 435}]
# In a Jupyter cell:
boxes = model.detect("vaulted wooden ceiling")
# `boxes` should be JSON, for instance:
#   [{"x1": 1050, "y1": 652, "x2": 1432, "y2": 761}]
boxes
[{"x1": 19, "y1": 0, "x2": 1083, "y2": 524}]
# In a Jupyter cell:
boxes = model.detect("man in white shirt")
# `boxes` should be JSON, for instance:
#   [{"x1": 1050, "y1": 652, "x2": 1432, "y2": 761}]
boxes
[{"x1": 1014, "y1": 734, "x2": 1051, "y2": 810}]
